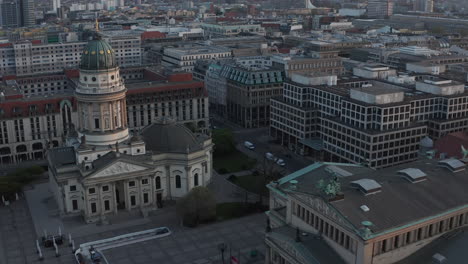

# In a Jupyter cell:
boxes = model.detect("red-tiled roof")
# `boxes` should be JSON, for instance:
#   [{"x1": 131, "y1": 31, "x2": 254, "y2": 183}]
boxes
[{"x1": 0, "y1": 97, "x2": 76, "y2": 118}]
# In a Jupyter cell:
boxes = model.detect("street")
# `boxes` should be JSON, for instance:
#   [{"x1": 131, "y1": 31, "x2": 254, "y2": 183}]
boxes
[{"x1": 211, "y1": 117, "x2": 314, "y2": 175}]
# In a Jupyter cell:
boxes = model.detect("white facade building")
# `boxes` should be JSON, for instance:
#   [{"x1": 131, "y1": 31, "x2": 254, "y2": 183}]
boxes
[
  {"x1": 48, "y1": 37, "x2": 213, "y2": 223},
  {"x1": 162, "y1": 46, "x2": 231, "y2": 72}
]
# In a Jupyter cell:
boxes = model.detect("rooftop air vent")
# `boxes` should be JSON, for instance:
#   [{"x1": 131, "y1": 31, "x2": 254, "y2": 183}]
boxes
[
  {"x1": 398, "y1": 168, "x2": 427, "y2": 183},
  {"x1": 438, "y1": 158, "x2": 466, "y2": 172},
  {"x1": 351, "y1": 179, "x2": 382, "y2": 195}
]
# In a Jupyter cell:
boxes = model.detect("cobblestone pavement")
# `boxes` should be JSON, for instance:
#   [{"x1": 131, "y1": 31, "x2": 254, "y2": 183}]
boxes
[{"x1": 0, "y1": 199, "x2": 266, "y2": 264}]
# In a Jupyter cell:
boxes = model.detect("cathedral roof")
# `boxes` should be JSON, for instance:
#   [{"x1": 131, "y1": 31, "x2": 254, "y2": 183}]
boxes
[
  {"x1": 80, "y1": 38, "x2": 117, "y2": 71},
  {"x1": 48, "y1": 147, "x2": 76, "y2": 167},
  {"x1": 141, "y1": 117, "x2": 207, "y2": 154}
]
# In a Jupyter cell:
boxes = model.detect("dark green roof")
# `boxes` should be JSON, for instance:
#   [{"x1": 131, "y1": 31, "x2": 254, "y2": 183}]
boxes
[{"x1": 80, "y1": 39, "x2": 117, "y2": 71}]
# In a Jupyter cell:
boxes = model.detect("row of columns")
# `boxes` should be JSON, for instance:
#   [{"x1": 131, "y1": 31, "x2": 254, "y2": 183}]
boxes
[
  {"x1": 82, "y1": 165, "x2": 210, "y2": 220},
  {"x1": 78, "y1": 98, "x2": 128, "y2": 132}
]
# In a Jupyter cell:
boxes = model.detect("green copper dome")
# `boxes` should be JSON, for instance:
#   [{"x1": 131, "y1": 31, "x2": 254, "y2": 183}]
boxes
[{"x1": 80, "y1": 39, "x2": 117, "y2": 71}]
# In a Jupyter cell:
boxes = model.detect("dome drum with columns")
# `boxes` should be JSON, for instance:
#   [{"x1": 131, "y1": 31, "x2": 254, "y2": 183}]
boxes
[
  {"x1": 75, "y1": 38, "x2": 129, "y2": 145},
  {"x1": 48, "y1": 37, "x2": 213, "y2": 224}
]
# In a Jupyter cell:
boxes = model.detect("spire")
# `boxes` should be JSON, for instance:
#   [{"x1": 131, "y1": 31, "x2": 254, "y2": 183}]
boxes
[{"x1": 95, "y1": 17, "x2": 99, "y2": 32}]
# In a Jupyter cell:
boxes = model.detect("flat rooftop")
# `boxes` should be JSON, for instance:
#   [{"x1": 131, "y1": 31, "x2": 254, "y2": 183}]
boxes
[
  {"x1": 165, "y1": 46, "x2": 231, "y2": 55},
  {"x1": 271, "y1": 157, "x2": 468, "y2": 238},
  {"x1": 351, "y1": 85, "x2": 404, "y2": 96}
]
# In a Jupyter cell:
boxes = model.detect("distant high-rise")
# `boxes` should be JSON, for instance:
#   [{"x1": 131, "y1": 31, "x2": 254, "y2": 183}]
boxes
[
  {"x1": 20, "y1": 0, "x2": 34, "y2": 27},
  {"x1": 367, "y1": 0, "x2": 393, "y2": 18},
  {"x1": 305, "y1": 0, "x2": 316, "y2": 9},
  {"x1": 1, "y1": 0, "x2": 20, "y2": 27},
  {"x1": 413, "y1": 0, "x2": 433, "y2": 12},
  {"x1": 52, "y1": 0, "x2": 61, "y2": 13}
]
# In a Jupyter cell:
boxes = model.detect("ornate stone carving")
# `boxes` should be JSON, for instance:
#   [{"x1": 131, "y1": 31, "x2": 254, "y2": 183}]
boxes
[{"x1": 91, "y1": 161, "x2": 148, "y2": 178}]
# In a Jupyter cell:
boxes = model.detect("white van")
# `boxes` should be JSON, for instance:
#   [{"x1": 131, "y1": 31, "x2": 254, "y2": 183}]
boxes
[
  {"x1": 244, "y1": 141, "x2": 255, "y2": 150},
  {"x1": 265, "y1": 152, "x2": 275, "y2": 161}
]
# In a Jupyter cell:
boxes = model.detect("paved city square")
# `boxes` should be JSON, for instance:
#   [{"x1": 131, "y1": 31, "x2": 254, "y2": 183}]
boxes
[{"x1": 0, "y1": 197, "x2": 266, "y2": 264}]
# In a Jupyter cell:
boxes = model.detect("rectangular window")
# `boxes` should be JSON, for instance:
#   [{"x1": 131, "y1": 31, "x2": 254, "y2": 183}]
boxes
[
  {"x1": 94, "y1": 118, "x2": 100, "y2": 129},
  {"x1": 88, "y1": 188, "x2": 95, "y2": 194},
  {"x1": 142, "y1": 179, "x2": 149, "y2": 185},
  {"x1": 143, "y1": 193, "x2": 149, "y2": 204},
  {"x1": 91, "y1": 202, "x2": 97, "y2": 213},
  {"x1": 102, "y1": 185, "x2": 109, "y2": 192},
  {"x1": 131, "y1": 195, "x2": 136, "y2": 206},
  {"x1": 72, "y1": 200, "x2": 78, "y2": 211},
  {"x1": 129, "y1": 181, "x2": 135, "y2": 187},
  {"x1": 104, "y1": 200, "x2": 110, "y2": 211},
  {"x1": 70, "y1": 185, "x2": 76, "y2": 192}
]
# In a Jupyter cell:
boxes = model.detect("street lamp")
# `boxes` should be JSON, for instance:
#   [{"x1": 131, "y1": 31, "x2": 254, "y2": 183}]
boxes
[{"x1": 218, "y1": 242, "x2": 227, "y2": 264}]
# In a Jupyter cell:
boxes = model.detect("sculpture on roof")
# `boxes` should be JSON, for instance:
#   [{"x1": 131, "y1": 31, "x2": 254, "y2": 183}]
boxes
[
  {"x1": 461, "y1": 145, "x2": 468, "y2": 159},
  {"x1": 317, "y1": 174, "x2": 341, "y2": 198}
]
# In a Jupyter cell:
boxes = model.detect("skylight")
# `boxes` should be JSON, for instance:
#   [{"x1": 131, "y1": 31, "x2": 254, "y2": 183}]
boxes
[
  {"x1": 398, "y1": 168, "x2": 427, "y2": 183},
  {"x1": 351, "y1": 179, "x2": 382, "y2": 195},
  {"x1": 438, "y1": 159, "x2": 466, "y2": 172}
]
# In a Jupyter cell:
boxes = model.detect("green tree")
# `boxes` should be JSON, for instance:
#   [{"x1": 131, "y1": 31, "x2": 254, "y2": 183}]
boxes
[
  {"x1": 176, "y1": 186, "x2": 217, "y2": 227},
  {"x1": 0, "y1": 166, "x2": 44, "y2": 198},
  {"x1": 212, "y1": 129, "x2": 236, "y2": 156}
]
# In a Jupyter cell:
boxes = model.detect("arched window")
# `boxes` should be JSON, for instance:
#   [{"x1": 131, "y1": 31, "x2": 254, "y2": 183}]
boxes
[
  {"x1": 156, "y1": 176, "x2": 161, "y2": 189},
  {"x1": 194, "y1": 173, "x2": 199, "y2": 186},
  {"x1": 175, "y1": 175, "x2": 181, "y2": 189}
]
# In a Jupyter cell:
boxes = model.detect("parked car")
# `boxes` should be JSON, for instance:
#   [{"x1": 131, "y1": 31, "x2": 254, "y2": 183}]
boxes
[
  {"x1": 265, "y1": 152, "x2": 275, "y2": 161},
  {"x1": 276, "y1": 159, "x2": 286, "y2": 166},
  {"x1": 244, "y1": 141, "x2": 255, "y2": 150}
]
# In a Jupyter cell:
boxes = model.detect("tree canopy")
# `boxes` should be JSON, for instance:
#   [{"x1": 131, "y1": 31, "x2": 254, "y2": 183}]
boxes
[
  {"x1": 212, "y1": 129, "x2": 236, "y2": 156},
  {"x1": 176, "y1": 186, "x2": 217, "y2": 227},
  {"x1": 0, "y1": 166, "x2": 45, "y2": 199}
]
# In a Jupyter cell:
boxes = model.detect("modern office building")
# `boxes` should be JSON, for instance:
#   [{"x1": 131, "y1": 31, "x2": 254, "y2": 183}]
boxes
[
  {"x1": 271, "y1": 52, "x2": 344, "y2": 78},
  {"x1": 367, "y1": 0, "x2": 393, "y2": 18},
  {"x1": 162, "y1": 46, "x2": 232, "y2": 72},
  {"x1": 270, "y1": 73, "x2": 468, "y2": 168},
  {"x1": 413, "y1": 0, "x2": 433, "y2": 13},
  {"x1": 0, "y1": 0, "x2": 35, "y2": 27},
  {"x1": 47, "y1": 37, "x2": 213, "y2": 223},
  {"x1": 201, "y1": 22, "x2": 266, "y2": 37},
  {"x1": 20, "y1": 0, "x2": 34, "y2": 27},
  {"x1": 1, "y1": 0, "x2": 20, "y2": 27},
  {"x1": 266, "y1": 157, "x2": 468, "y2": 264},
  {"x1": 52, "y1": 0, "x2": 61, "y2": 13}
]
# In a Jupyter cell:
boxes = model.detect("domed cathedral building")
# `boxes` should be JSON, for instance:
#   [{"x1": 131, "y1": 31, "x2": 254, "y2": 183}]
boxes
[{"x1": 47, "y1": 35, "x2": 213, "y2": 224}]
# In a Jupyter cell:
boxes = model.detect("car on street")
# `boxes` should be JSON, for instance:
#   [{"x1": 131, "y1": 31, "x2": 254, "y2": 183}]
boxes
[
  {"x1": 244, "y1": 141, "x2": 255, "y2": 150},
  {"x1": 276, "y1": 159, "x2": 286, "y2": 166},
  {"x1": 265, "y1": 152, "x2": 275, "y2": 161}
]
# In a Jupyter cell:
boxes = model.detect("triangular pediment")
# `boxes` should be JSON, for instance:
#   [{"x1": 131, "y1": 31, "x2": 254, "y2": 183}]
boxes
[{"x1": 88, "y1": 161, "x2": 151, "y2": 179}]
